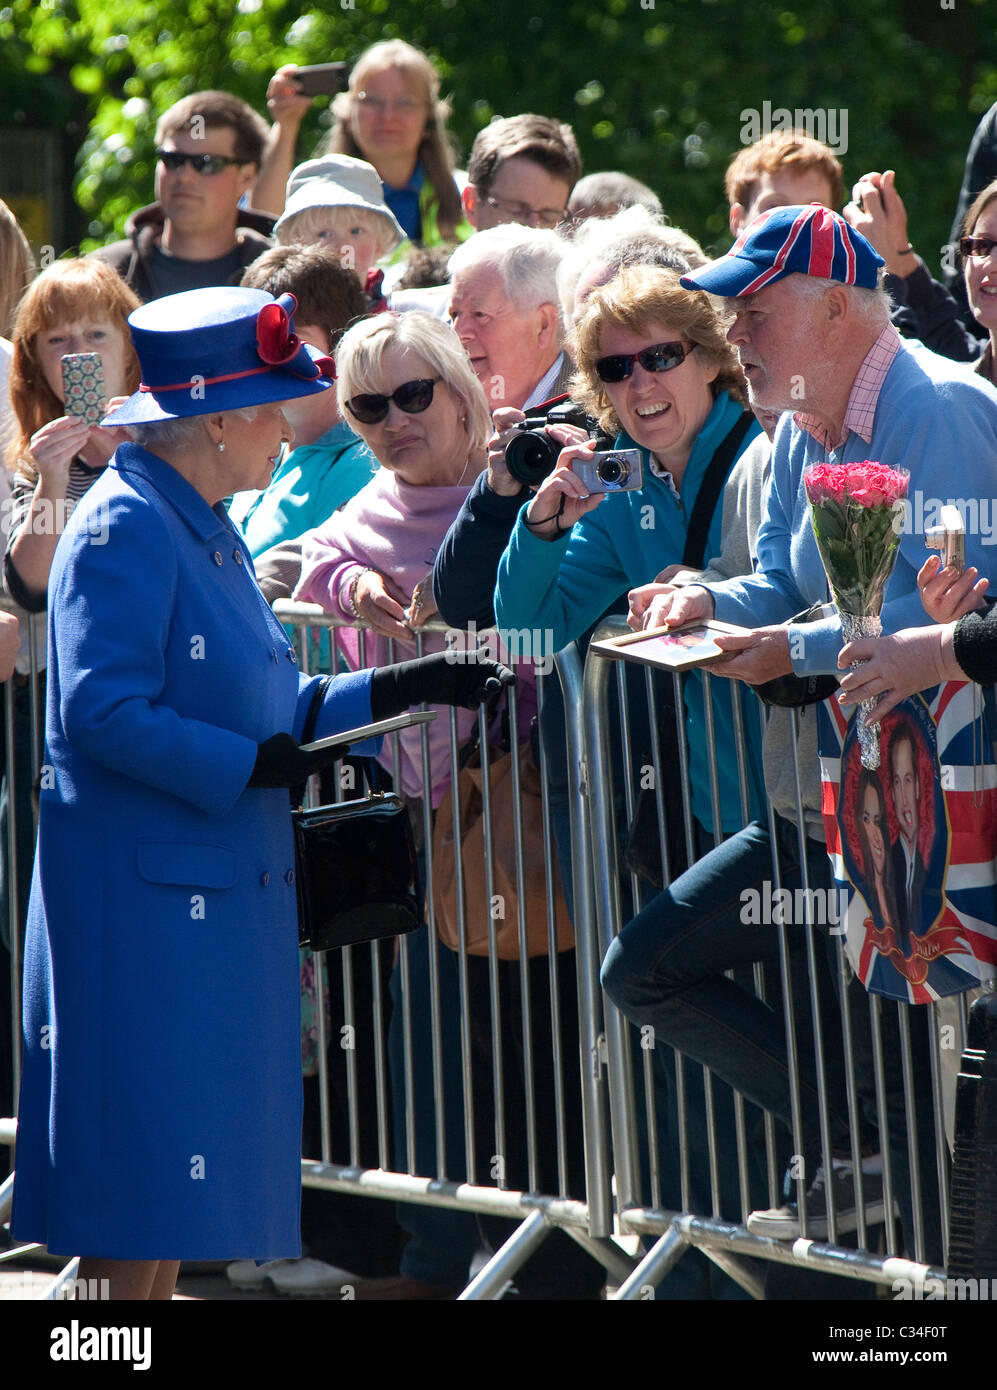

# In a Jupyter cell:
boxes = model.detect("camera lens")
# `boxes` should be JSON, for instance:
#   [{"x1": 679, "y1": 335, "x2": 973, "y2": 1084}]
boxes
[
  {"x1": 596, "y1": 456, "x2": 625, "y2": 487},
  {"x1": 506, "y1": 428, "x2": 558, "y2": 488}
]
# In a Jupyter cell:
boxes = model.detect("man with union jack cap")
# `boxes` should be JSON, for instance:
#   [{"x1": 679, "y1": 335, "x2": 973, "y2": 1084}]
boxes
[
  {"x1": 631, "y1": 202, "x2": 997, "y2": 683},
  {"x1": 607, "y1": 203, "x2": 997, "y2": 1259}
]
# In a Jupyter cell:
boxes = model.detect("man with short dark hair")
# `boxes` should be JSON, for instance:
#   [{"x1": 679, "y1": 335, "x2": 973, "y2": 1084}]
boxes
[
  {"x1": 91, "y1": 91, "x2": 274, "y2": 302},
  {"x1": 888, "y1": 722, "x2": 925, "y2": 950},
  {"x1": 462, "y1": 114, "x2": 581, "y2": 232}
]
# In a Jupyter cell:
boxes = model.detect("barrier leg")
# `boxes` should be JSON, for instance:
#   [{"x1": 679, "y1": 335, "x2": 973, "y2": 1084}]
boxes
[
  {"x1": 0, "y1": 1167, "x2": 13, "y2": 1224},
  {"x1": 457, "y1": 1209, "x2": 550, "y2": 1300},
  {"x1": 609, "y1": 1228, "x2": 690, "y2": 1300}
]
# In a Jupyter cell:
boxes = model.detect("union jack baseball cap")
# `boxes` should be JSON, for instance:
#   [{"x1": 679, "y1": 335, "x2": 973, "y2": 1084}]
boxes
[{"x1": 679, "y1": 204, "x2": 884, "y2": 297}]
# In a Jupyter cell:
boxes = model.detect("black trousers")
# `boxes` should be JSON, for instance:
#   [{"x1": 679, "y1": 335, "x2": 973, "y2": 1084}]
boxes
[
  {"x1": 300, "y1": 934, "x2": 407, "y2": 1278},
  {"x1": 466, "y1": 950, "x2": 606, "y2": 1300}
]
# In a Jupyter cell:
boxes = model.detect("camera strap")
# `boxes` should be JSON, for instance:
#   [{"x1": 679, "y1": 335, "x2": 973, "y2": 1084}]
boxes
[{"x1": 681, "y1": 410, "x2": 755, "y2": 569}]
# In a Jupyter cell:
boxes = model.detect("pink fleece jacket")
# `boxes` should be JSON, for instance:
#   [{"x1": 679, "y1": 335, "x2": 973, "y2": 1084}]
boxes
[{"x1": 294, "y1": 467, "x2": 534, "y2": 806}]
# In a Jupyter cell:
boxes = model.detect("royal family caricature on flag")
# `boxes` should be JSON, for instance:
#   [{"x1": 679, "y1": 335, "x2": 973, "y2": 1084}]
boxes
[{"x1": 818, "y1": 682, "x2": 997, "y2": 1003}]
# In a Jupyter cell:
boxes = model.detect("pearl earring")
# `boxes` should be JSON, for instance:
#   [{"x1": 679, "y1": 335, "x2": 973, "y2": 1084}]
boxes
[{"x1": 217, "y1": 441, "x2": 225, "y2": 453}]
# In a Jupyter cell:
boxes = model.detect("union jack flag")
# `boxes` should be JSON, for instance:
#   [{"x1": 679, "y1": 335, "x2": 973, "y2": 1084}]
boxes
[{"x1": 817, "y1": 682, "x2": 997, "y2": 1003}]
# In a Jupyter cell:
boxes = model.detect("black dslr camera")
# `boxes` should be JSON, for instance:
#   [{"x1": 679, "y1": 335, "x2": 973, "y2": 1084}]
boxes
[{"x1": 504, "y1": 399, "x2": 642, "y2": 492}]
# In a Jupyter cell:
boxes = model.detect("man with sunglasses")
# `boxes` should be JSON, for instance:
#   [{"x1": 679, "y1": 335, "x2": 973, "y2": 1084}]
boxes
[{"x1": 91, "y1": 91, "x2": 276, "y2": 303}]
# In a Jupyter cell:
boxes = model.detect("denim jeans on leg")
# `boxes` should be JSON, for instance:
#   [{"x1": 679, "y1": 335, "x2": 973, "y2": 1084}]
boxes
[
  {"x1": 602, "y1": 817, "x2": 851, "y2": 1177},
  {"x1": 602, "y1": 814, "x2": 944, "y2": 1261}
]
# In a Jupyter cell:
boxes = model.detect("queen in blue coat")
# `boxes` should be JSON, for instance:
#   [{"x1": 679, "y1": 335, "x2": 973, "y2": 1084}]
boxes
[{"x1": 10, "y1": 287, "x2": 510, "y2": 1300}]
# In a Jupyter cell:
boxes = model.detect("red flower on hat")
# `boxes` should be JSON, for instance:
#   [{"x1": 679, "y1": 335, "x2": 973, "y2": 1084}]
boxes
[{"x1": 256, "y1": 297, "x2": 303, "y2": 367}]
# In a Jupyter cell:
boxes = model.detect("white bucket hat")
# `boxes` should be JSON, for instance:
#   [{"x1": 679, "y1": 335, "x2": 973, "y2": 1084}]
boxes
[{"x1": 273, "y1": 154, "x2": 406, "y2": 251}]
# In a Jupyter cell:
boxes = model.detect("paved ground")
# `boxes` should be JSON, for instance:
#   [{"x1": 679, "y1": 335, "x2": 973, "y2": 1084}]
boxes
[{"x1": 0, "y1": 1255, "x2": 316, "y2": 1301}]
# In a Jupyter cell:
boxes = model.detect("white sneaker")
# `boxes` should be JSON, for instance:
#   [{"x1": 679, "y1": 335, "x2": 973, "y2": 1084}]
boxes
[
  {"x1": 225, "y1": 1258, "x2": 294, "y2": 1289},
  {"x1": 267, "y1": 1257, "x2": 361, "y2": 1296},
  {"x1": 747, "y1": 1163, "x2": 889, "y2": 1240}
]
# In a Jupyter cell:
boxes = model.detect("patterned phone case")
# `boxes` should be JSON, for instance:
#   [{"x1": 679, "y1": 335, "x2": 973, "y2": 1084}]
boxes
[{"x1": 61, "y1": 353, "x2": 105, "y2": 427}]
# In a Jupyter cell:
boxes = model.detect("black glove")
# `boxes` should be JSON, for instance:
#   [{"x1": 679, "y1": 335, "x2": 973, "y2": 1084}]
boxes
[
  {"x1": 370, "y1": 652, "x2": 516, "y2": 719},
  {"x1": 247, "y1": 732, "x2": 352, "y2": 789}
]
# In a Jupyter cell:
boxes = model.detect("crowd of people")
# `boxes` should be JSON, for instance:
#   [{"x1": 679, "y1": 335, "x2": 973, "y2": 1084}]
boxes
[{"x1": 3, "y1": 35, "x2": 997, "y2": 1301}]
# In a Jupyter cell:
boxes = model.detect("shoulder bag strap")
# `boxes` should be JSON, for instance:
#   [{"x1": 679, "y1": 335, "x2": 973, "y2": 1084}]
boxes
[{"x1": 681, "y1": 410, "x2": 755, "y2": 570}]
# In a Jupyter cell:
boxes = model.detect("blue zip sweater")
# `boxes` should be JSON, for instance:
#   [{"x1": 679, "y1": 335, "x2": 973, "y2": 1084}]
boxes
[
  {"x1": 708, "y1": 340, "x2": 997, "y2": 673},
  {"x1": 495, "y1": 391, "x2": 766, "y2": 833}
]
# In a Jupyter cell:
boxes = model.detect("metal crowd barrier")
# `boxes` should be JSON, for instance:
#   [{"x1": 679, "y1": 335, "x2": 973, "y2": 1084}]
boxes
[
  {"x1": 580, "y1": 615, "x2": 965, "y2": 1299},
  {"x1": 0, "y1": 599, "x2": 982, "y2": 1299}
]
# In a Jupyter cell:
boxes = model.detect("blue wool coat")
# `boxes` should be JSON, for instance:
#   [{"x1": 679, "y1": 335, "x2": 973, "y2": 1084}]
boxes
[{"x1": 11, "y1": 442, "x2": 374, "y2": 1260}]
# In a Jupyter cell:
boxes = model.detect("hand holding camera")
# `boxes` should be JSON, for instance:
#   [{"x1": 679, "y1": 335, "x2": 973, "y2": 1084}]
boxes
[
  {"x1": 522, "y1": 443, "x2": 610, "y2": 541},
  {"x1": 500, "y1": 397, "x2": 644, "y2": 494}
]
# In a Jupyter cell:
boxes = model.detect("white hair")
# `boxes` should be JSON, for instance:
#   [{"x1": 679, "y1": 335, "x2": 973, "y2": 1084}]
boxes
[
  {"x1": 448, "y1": 224, "x2": 567, "y2": 332},
  {"x1": 567, "y1": 171, "x2": 663, "y2": 219},
  {"x1": 556, "y1": 204, "x2": 707, "y2": 324},
  {"x1": 783, "y1": 273, "x2": 892, "y2": 327},
  {"x1": 127, "y1": 406, "x2": 257, "y2": 452}
]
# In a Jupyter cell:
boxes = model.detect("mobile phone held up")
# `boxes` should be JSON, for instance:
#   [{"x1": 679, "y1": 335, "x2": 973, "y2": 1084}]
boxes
[
  {"x1": 61, "y1": 353, "x2": 106, "y2": 427},
  {"x1": 924, "y1": 503, "x2": 966, "y2": 574},
  {"x1": 291, "y1": 63, "x2": 348, "y2": 97}
]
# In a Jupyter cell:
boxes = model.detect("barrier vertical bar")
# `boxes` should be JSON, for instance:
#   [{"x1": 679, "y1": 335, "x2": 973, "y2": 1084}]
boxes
[
  {"x1": 535, "y1": 674, "x2": 570, "y2": 1197},
  {"x1": 560, "y1": 639, "x2": 614, "y2": 1235}
]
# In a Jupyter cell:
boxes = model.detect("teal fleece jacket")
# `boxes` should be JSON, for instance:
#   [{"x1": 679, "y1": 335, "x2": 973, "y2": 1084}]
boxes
[{"x1": 495, "y1": 391, "x2": 766, "y2": 833}]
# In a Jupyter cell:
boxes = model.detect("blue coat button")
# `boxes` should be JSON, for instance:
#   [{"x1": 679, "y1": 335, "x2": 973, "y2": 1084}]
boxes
[
  {"x1": 234, "y1": 549, "x2": 244, "y2": 565},
  {"x1": 285, "y1": 869, "x2": 295, "y2": 886},
  {"x1": 213, "y1": 551, "x2": 223, "y2": 566},
  {"x1": 285, "y1": 648, "x2": 297, "y2": 663},
  {"x1": 261, "y1": 872, "x2": 270, "y2": 887}
]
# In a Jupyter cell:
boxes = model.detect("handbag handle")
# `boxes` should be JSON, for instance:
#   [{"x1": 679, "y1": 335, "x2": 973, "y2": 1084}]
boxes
[{"x1": 295, "y1": 673, "x2": 385, "y2": 805}]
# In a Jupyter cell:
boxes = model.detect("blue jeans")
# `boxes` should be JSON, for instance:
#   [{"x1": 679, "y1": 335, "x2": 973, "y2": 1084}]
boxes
[{"x1": 601, "y1": 815, "x2": 944, "y2": 1263}]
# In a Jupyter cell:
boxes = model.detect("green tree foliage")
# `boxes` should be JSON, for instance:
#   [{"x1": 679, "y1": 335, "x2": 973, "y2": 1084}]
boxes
[{"x1": 2, "y1": 0, "x2": 996, "y2": 270}]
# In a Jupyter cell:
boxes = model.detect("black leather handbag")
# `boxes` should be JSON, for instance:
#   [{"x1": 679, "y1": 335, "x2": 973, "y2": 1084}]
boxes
[{"x1": 292, "y1": 678, "x2": 422, "y2": 952}]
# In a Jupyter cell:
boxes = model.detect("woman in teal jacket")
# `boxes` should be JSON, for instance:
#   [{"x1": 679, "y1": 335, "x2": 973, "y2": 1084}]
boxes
[{"x1": 496, "y1": 264, "x2": 766, "y2": 839}]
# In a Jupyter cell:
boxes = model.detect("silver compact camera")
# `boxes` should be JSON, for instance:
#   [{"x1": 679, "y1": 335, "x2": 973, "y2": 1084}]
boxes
[
  {"x1": 573, "y1": 448, "x2": 643, "y2": 493},
  {"x1": 924, "y1": 503, "x2": 965, "y2": 573}
]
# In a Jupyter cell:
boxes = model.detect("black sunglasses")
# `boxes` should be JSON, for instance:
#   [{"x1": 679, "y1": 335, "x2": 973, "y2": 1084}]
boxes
[
  {"x1": 960, "y1": 235, "x2": 997, "y2": 260},
  {"x1": 156, "y1": 148, "x2": 247, "y2": 175},
  {"x1": 345, "y1": 377, "x2": 442, "y2": 424},
  {"x1": 595, "y1": 341, "x2": 696, "y2": 383}
]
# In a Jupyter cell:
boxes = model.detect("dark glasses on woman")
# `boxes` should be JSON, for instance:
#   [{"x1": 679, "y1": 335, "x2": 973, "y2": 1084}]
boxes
[
  {"x1": 345, "y1": 377, "x2": 442, "y2": 424},
  {"x1": 155, "y1": 149, "x2": 247, "y2": 175},
  {"x1": 960, "y1": 235, "x2": 997, "y2": 260},
  {"x1": 595, "y1": 341, "x2": 696, "y2": 383}
]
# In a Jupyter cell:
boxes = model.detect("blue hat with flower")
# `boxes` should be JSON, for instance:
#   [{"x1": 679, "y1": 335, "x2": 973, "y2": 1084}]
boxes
[{"x1": 102, "y1": 286, "x2": 335, "y2": 426}]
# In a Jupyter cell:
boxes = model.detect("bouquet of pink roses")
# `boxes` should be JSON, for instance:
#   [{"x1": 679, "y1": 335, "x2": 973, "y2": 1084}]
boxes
[{"x1": 804, "y1": 461, "x2": 909, "y2": 768}]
